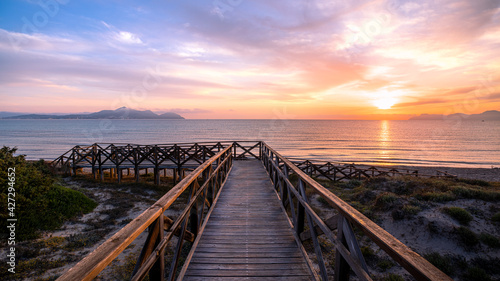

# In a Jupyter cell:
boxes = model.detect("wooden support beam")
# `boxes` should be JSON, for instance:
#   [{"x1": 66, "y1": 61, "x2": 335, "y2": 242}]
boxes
[
  {"x1": 163, "y1": 216, "x2": 195, "y2": 243},
  {"x1": 117, "y1": 167, "x2": 121, "y2": 183},
  {"x1": 300, "y1": 214, "x2": 338, "y2": 241}
]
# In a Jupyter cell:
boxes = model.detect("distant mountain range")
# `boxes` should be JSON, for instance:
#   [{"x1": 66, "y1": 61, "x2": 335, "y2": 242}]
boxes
[
  {"x1": 1, "y1": 107, "x2": 184, "y2": 120},
  {"x1": 409, "y1": 110, "x2": 500, "y2": 121}
]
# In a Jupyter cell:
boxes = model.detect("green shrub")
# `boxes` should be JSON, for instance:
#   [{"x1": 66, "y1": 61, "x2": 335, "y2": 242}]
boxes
[
  {"x1": 375, "y1": 193, "x2": 399, "y2": 210},
  {"x1": 360, "y1": 246, "x2": 375, "y2": 258},
  {"x1": 461, "y1": 267, "x2": 492, "y2": 281},
  {"x1": 424, "y1": 252, "x2": 453, "y2": 276},
  {"x1": 416, "y1": 191, "x2": 456, "y2": 202},
  {"x1": 442, "y1": 207, "x2": 473, "y2": 225},
  {"x1": 492, "y1": 212, "x2": 500, "y2": 222},
  {"x1": 0, "y1": 146, "x2": 97, "y2": 240},
  {"x1": 455, "y1": 226, "x2": 479, "y2": 248},
  {"x1": 479, "y1": 233, "x2": 500, "y2": 248},
  {"x1": 392, "y1": 204, "x2": 421, "y2": 220},
  {"x1": 108, "y1": 252, "x2": 149, "y2": 281},
  {"x1": 338, "y1": 179, "x2": 362, "y2": 189},
  {"x1": 377, "y1": 259, "x2": 395, "y2": 271},
  {"x1": 452, "y1": 186, "x2": 500, "y2": 201},
  {"x1": 456, "y1": 178, "x2": 490, "y2": 187},
  {"x1": 384, "y1": 273, "x2": 405, "y2": 281}
]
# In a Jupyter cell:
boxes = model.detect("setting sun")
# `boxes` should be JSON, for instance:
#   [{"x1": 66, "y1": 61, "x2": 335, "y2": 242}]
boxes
[{"x1": 373, "y1": 97, "x2": 398, "y2": 110}]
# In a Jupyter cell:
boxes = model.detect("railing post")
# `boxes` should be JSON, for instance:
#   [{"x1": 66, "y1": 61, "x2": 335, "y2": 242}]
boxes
[
  {"x1": 335, "y1": 215, "x2": 350, "y2": 281},
  {"x1": 281, "y1": 165, "x2": 289, "y2": 208},
  {"x1": 190, "y1": 180, "x2": 200, "y2": 236},
  {"x1": 149, "y1": 213, "x2": 165, "y2": 281},
  {"x1": 71, "y1": 147, "x2": 76, "y2": 176},
  {"x1": 296, "y1": 179, "x2": 305, "y2": 237},
  {"x1": 117, "y1": 165, "x2": 121, "y2": 183},
  {"x1": 298, "y1": 178, "x2": 328, "y2": 281}
]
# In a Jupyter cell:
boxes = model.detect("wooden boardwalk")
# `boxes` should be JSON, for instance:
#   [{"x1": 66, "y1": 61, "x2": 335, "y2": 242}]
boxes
[{"x1": 183, "y1": 160, "x2": 314, "y2": 281}]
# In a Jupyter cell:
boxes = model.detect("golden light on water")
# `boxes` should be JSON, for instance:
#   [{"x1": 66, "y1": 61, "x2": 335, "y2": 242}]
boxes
[{"x1": 378, "y1": 120, "x2": 391, "y2": 164}]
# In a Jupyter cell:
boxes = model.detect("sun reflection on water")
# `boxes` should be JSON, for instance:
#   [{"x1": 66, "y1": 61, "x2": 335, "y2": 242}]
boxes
[{"x1": 378, "y1": 120, "x2": 392, "y2": 164}]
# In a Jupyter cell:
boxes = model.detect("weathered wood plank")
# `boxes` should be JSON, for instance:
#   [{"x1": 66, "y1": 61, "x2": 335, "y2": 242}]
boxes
[
  {"x1": 182, "y1": 160, "x2": 314, "y2": 280},
  {"x1": 185, "y1": 268, "x2": 311, "y2": 277},
  {"x1": 190, "y1": 257, "x2": 309, "y2": 264},
  {"x1": 184, "y1": 277, "x2": 312, "y2": 281},
  {"x1": 187, "y1": 263, "x2": 310, "y2": 270}
]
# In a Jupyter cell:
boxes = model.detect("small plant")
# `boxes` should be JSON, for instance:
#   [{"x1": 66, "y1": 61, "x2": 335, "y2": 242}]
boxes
[
  {"x1": 452, "y1": 186, "x2": 500, "y2": 201},
  {"x1": 455, "y1": 226, "x2": 479, "y2": 249},
  {"x1": 416, "y1": 191, "x2": 456, "y2": 202},
  {"x1": 442, "y1": 207, "x2": 473, "y2": 225},
  {"x1": 317, "y1": 196, "x2": 330, "y2": 207},
  {"x1": 479, "y1": 233, "x2": 500, "y2": 248},
  {"x1": 374, "y1": 193, "x2": 399, "y2": 210},
  {"x1": 392, "y1": 204, "x2": 421, "y2": 220},
  {"x1": 338, "y1": 179, "x2": 362, "y2": 189},
  {"x1": 456, "y1": 178, "x2": 490, "y2": 187},
  {"x1": 424, "y1": 252, "x2": 453, "y2": 275},
  {"x1": 42, "y1": 236, "x2": 66, "y2": 249},
  {"x1": 377, "y1": 259, "x2": 395, "y2": 271},
  {"x1": 108, "y1": 252, "x2": 148, "y2": 281},
  {"x1": 384, "y1": 273, "x2": 405, "y2": 281},
  {"x1": 360, "y1": 246, "x2": 375, "y2": 259},
  {"x1": 492, "y1": 212, "x2": 500, "y2": 222},
  {"x1": 461, "y1": 266, "x2": 493, "y2": 281}
]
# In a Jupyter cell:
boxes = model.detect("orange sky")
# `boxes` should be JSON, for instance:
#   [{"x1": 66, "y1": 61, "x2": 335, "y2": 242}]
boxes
[{"x1": 1, "y1": 0, "x2": 499, "y2": 119}]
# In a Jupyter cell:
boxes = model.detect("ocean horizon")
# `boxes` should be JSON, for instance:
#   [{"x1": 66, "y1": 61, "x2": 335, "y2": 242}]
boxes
[{"x1": 1, "y1": 119, "x2": 499, "y2": 168}]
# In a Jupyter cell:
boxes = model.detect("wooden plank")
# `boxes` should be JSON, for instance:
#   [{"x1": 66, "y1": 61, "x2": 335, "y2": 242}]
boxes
[
  {"x1": 185, "y1": 269, "x2": 311, "y2": 277},
  {"x1": 187, "y1": 263, "x2": 309, "y2": 270},
  {"x1": 190, "y1": 257, "x2": 308, "y2": 264},
  {"x1": 193, "y1": 247, "x2": 302, "y2": 254},
  {"x1": 184, "y1": 276, "x2": 312, "y2": 281},
  {"x1": 183, "y1": 160, "x2": 313, "y2": 280}
]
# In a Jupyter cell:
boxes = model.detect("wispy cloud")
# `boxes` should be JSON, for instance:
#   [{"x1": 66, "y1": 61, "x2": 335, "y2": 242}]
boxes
[{"x1": 0, "y1": 0, "x2": 499, "y2": 118}]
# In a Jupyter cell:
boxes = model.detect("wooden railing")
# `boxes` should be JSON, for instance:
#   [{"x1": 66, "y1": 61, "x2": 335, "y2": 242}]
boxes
[
  {"x1": 50, "y1": 141, "x2": 262, "y2": 184},
  {"x1": 56, "y1": 145, "x2": 233, "y2": 281},
  {"x1": 261, "y1": 143, "x2": 453, "y2": 281},
  {"x1": 290, "y1": 158, "x2": 456, "y2": 181}
]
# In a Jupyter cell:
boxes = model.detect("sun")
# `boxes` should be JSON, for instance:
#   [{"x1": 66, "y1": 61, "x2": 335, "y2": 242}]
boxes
[{"x1": 373, "y1": 97, "x2": 398, "y2": 109}]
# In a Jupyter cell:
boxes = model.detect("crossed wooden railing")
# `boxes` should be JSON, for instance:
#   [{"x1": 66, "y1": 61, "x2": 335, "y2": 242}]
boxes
[
  {"x1": 57, "y1": 145, "x2": 234, "y2": 281},
  {"x1": 51, "y1": 141, "x2": 455, "y2": 186},
  {"x1": 50, "y1": 141, "x2": 262, "y2": 184},
  {"x1": 261, "y1": 143, "x2": 453, "y2": 281},
  {"x1": 290, "y1": 158, "x2": 456, "y2": 181}
]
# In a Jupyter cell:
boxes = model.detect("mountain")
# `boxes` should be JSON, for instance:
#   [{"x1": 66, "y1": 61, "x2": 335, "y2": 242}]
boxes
[
  {"x1": 3, "y1": 107, "x2": 184, "y2": 119},
  {"x1": 0, "y1": 111, "x2": 28, "y2": 118},
  {"x1": 409, "y1": 110, "x2": 500, "y2": 121}
]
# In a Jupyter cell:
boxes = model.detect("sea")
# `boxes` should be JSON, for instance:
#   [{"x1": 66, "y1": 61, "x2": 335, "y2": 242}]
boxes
[{"x1": 0, "y1": 119, "x2": 499, "y2": 168}]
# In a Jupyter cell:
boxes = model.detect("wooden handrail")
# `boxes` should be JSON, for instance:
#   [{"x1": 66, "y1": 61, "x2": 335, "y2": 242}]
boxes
[
  {"x1": 56, "y1": 145, "x2": 233, "y2": 281},
  {"x1": 261, "y1": 143, "x2": 453, "y2": 281}
]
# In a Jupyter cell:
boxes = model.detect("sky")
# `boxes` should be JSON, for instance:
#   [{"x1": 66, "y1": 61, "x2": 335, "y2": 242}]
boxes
[{"x1": 0, "y1": 0, "x2": 499, "y2": 119}]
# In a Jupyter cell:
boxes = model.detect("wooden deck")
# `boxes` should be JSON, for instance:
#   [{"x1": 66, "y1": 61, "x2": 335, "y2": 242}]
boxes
[{"x1": 183, "y1": 160, "x2": 314, "y2": 281}]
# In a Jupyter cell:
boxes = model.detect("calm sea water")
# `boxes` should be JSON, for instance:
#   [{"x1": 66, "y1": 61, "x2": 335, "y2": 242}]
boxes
[{"x1": 0, "y1": 119, "x2": 499, "y2": 168}]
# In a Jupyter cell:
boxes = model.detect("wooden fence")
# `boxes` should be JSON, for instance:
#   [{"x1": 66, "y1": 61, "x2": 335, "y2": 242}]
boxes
[
  {"x1": 261, "y1": 143, "x2": 453, "y2": 281},
  {"x1": 290, "y1": 158, "x2": 456, "y2": 181},
  {"x1": 57, "y1": 146, "x2": 233, "y2": 281}
]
